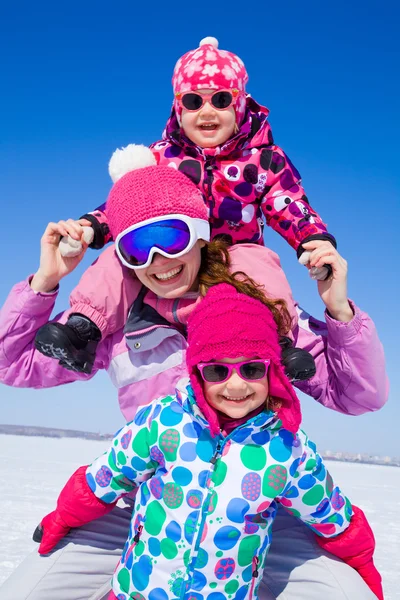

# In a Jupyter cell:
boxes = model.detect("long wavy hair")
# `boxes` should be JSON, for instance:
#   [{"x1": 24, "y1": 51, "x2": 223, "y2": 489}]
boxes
[{"x1": 198, "y1": 240, "x2": 292, "y2": 337}]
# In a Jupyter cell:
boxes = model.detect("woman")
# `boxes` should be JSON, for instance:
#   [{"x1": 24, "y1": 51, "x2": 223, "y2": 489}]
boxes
[{"x1": 0, "y1": 152, "x2": 386, "y2": 599}]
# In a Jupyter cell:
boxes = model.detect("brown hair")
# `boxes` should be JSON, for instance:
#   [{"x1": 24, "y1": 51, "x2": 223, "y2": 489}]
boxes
[{"x1": 198, "y1": 240, "x2": 292, "y2": 336}]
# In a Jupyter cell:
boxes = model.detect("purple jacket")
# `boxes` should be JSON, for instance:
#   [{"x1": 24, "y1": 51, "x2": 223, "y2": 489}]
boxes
[{"x1": 0, "y1": 245, "x2": 388, "y2": 422}]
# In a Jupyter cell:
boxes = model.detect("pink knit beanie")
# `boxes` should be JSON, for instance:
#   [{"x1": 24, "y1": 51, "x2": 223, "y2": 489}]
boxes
[
  {"x1": 105, "y1": 144, "x2": 209, "y2": 240},
  {"x1": 172, "y1": 37, "x2": 248, "y2": 126},
  {"x1": 186, "y1": 283, "x2": 301, "y2": 436}
]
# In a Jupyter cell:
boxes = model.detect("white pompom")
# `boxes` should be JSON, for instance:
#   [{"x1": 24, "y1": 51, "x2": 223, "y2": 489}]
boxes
[
  {"x1": 298, "y1": 251, "x2": 311, "y2": 266},
  {"x1": 199, "y1": 36, "x2": 219, "y2": 49},
  {"x1": 298, "y1": 252, "x2": 329, "y2": 281},
  {"x1": 59, "y1": 226, "x2": 94, "y2": 258},
  {"x1": 108, "y1": 144, "x2": 156, "y2": 183},
  {"x1": 309, "y1": 266, "x2": 329, "y2": 281}
]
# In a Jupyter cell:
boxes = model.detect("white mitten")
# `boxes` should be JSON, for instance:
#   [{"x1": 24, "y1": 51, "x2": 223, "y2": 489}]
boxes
[
  {"x1": 298, "y1": 251, "x2": 329, "y2": 281},
  {"x1": 59, "y1": 226, "x2": 94, "y2": 258}
]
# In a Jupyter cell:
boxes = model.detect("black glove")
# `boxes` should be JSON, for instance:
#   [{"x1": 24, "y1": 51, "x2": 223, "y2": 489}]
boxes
[{"x1": 279, "y1": 337, "x2": 316, "y2": 381}]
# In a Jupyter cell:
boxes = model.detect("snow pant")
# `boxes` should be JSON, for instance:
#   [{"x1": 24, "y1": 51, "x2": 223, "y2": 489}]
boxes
[{"x1": 0, "y1": 504, "x2": 377, "y2": 600}]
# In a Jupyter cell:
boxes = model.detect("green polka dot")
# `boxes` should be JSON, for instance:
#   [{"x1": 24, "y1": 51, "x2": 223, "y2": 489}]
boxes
[
  {"x1": 216, "y1": 550, "x2": 223, "y2": 557},
  {"x1": 238, "y1": 534, "x2": 260, "y2": 567},
  {"x1": 113, "y1": 439, "x2": 118, "y2": 446},
  {"x1": 163, "y1": 482, "x2": 183, "y2": 508},
  {"x1": 117, "y1": 451, "x2": 127, "y2": 465},
  {"x1": 183, "y1": 549, "x2": 190, "y2": 566},
  {"x1": 160, "y1": 429, "x2": 180, "y2": 462},
  {"x1": 241, "y1": 445, "x2": 267, "y2": 471},
  {"x1": 117, "y1": 567, "x2": 130, "y2": 590},
  {"x1": 144, "y1": 500, "x2": 166, "y2": 535},
  {"x1": 262, "y1": 464, "x2": 287, "y2": 498},
  {"x1": 196, "y1": 548, "x2": 209, "y2": 568},
  {"x1": 305, "y1": 458, "x2": 316, "y2": 471},
  {"x1": 135, "y1": 540, "x2": 145, "y2": 556},
  {"x1": 326, "y1": 472, "x2": 334, "y2": 495},
  {"x1": 108, "y1": 451, "x2": 117, "y2": 471},
  {"x1": 132, "y1": 429, "x2": 150, "y2": 459},
  {"x1": 210, "y1": 582, "x2": 217, "y2": 589},
  {"x1": 212, "y1": 460, "x2": 227, "y2": 486},
  {"x1": 344, "y1": 496, "x2": 352, "y2": 521},
  {"x1": 110, "y1": 475, "x2": 134, "y2": 492},
  {"x1": 160, "y1": 538, "x2": 178, "y2": 559},
  {"x1": 149, "y1": 420, "x2": 158, "y2": 445},
  {"x1": 225, "y1": 580, "x2": 239, "y2": 594},
  {"x1": 302, "y1": 484, "x2": 324, "y2": 506}
]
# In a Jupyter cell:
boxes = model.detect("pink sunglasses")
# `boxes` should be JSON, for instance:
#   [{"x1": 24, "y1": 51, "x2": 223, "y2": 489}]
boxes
[
  {"x1": 175, "y1": 89, "x2": 241, "y2": 112},
  {"x1": 197, "y1": 359, "x2": 271, "y2": 383}
]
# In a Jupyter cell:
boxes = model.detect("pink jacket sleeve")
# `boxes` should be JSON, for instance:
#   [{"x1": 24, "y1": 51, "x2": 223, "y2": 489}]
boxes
[
  {"x1": 260, "y1": 146, "x2": 331, "y2": 251},
  {"x1": 227, "y1": 243, "x2": 388, "y2": 414},
  {"x1": 0, "y1": 278, "x2": 111, "y2": 388},
  {"x1": 293, "y1": 303, "x2": 388, "y2": 414}
]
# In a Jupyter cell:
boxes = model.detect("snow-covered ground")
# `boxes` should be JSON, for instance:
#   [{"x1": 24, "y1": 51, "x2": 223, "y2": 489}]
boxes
[{"x1": 0, "y1": 434, "x2": 398, "y2": 598}]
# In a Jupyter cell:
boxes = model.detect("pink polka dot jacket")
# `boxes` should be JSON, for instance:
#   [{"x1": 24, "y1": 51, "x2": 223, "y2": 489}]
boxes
[
  {"x1": 85, "y1": 384, "x2": 352, "y2": 600},
  {"x1": 84, "y1": 96, "x2": 336, "y2": 254}
]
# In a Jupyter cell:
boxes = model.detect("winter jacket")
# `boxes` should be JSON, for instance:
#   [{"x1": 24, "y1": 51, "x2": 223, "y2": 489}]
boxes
[
  {"x1": 0, "y1": 245, "x2": 388, "y2": 422},
  {"x1": 83, "y1": 97, "x2": 335, "y2": 254},
  {"x1": 85, "y1": 385, "x2": 354, "y2": 599}
]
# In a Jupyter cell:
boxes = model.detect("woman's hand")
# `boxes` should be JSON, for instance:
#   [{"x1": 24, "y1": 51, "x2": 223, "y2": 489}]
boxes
[
  {"x1": 31, "y1": 218, "x2": 92, "y2": 293},
  {"x1": 301, "y1": 240, "x2": 354, "y2": 322}
]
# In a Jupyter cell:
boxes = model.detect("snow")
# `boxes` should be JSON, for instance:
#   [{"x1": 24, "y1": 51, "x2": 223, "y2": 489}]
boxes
[{"x1": 0, "y1": 434, "x2": 398, "y2": 598}]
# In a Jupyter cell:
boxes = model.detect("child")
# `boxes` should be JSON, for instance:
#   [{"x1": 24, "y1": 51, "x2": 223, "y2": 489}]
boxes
[
  {"x1": 35, "y1": 283, "x2": 383, "y2": 600},
  {"x1": 35, "y1": 37, "x2": 337, "y2": 373}
]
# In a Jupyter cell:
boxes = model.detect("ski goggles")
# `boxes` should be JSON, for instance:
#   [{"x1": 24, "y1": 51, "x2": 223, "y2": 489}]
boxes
[
  {"x1": 175, "y1": 89, "x2": 240, "y2": 112},
  {"x1": 197, "y1": 359, "x2": 271, "y2": 384},
  {"x1": 115, "y1": 214, "x2": 210, "y2": 270}
]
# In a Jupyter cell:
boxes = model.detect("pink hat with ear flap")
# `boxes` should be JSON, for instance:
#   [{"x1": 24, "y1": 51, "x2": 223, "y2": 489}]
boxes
[
  {"x1": 186, "y1": 283, "x2": 302, "y2": 437},
  {"x1": 172, "y1": 37, "x2": 248, "y2": 126}
]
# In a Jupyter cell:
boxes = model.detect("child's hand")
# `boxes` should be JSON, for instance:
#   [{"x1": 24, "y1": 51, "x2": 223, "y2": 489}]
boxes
[
  {"x1": 31, "y1": 219, "x2": 92, "y2": 293},
  {"x1": 301, "y1": 240, "x2": 353, "y2": 322}
]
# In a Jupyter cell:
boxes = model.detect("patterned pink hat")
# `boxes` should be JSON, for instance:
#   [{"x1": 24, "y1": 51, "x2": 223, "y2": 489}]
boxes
[
  {"x1": 186, "y1": 283, "x2": 302, "y2": 436},
  {"x1": 172, "y1": 37, "x2": 249, "y2": 125},
  {"x1": 105, "y1": 144, "x2": 209, "y2": 240}
]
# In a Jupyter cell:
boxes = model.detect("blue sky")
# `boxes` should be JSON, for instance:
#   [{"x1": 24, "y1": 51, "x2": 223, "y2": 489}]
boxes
[{"x1": 1, "y1": 0, "x2": 399, "y2": 455}]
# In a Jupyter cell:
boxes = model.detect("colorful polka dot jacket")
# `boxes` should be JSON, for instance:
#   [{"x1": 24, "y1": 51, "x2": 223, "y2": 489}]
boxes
[{"x1": 86, "y1": 384, "x2": 352, "y2": 599}]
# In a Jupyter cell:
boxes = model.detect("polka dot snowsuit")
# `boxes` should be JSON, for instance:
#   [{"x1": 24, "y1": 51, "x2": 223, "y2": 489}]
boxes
[
  {"x1": 149, "y1": 97, "x2": 334, "y2": 252},
  {"x1": 87, "y1": 385, "x2": 352, "y2": 600}
]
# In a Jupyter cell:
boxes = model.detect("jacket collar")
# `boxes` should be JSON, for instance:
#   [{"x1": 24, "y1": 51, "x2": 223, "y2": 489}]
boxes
[{"x1": 177, "y1": 382, "x2": 279, "y2": 439}]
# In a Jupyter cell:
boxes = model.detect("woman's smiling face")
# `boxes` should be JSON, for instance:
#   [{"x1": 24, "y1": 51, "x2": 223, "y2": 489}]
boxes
[{"x1": 133, "y1": 241, "x2": 205, "y2": 299}]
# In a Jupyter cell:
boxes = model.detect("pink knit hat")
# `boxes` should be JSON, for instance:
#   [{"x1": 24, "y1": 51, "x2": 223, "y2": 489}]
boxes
[
  {"x1": 172, "y1": 37, "x2": 248, "y2": 126},
  {"x1": 105, "y1": 144, "x2": 209, "y2": 240},
  {"x1": 186, "y1": 283, "x2": 301, "y2": 436}
]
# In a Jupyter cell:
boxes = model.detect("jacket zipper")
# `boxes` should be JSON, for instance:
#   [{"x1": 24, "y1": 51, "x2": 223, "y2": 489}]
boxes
[
  {"x1": 179, "y1": 440, "x2": 223, "y2": 599},
  {"x1": 132, "y1": 524, "x2": 143, "y2": 547},
  {"x1": 204, "y1": 158, "x2": 216, "y2": 219},
  {"x1": 193, "y1": 440, "x2": 223, "y2": 550},
  {"x1": 180, "y1": 415, "x2": 269, "y2": 598},
  {"x1": 249, "y1": 556, "x2": 259, "y2": 599}
]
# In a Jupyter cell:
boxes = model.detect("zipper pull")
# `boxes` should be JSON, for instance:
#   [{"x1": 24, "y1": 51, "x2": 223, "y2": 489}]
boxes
[
  {"x1": 210, "y1": 441, "x2": 222, "y2": 464},
  {"x1": 252, "y1": 556, "x2": 259, "y2": 577},
  {"x1": 133, "y1": 524, "x2": 143, "y2": 543}
]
